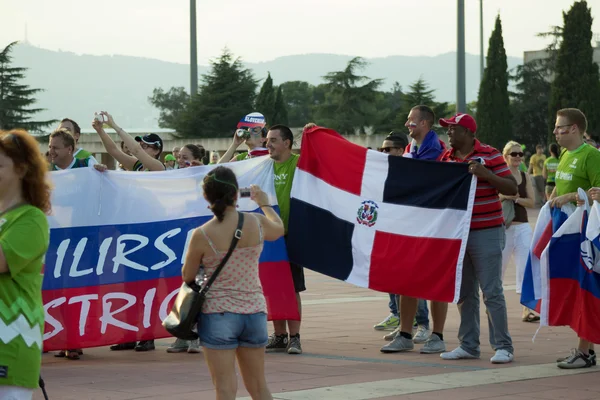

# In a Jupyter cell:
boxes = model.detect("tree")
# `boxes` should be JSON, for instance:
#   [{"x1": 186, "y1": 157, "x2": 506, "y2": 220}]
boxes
[
  {"x1": 255, "y1": 72, "x2": 276, "y2": 124},
  {"x1": 272, "y1": 86, "x2": 289, "y2": 125},
  {"x1": 476, "y1": 15, "x2": 512, "y2": 149},
  {"x1": 316, "y1": 57, "x2": 383, "y2": 134},
  {"x1": 0, "y1": 41, "x2": 55, "y2": 133},
  {"x1": 402, "y1": 77, "x2": 450, "y2": 125},
  {"x1": 510, "y1": 61, "x2": 552, "y2": 150},
  {"x1": 373, "y1": 82, "x2": 405, "y2": 133},
  {"x1": 176, "y1": 49, "x2": 257, "y2": 138},
  {"x1": 279, "y1": 81, "x2": 315, "y2": 127},
  {"x1": 548, "y1": 0, "x2": 600, "y2": 138},
  {"x1": 148, "y1": 86, "x2": 189, "y2": 129}
]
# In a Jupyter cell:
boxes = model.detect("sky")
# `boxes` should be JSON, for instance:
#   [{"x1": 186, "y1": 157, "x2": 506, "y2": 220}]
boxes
[{"x1": 1, "y1": 0, "x2": 599, "y2": 65}]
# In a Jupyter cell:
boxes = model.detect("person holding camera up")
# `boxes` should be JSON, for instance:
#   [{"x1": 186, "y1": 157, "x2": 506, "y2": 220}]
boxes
[
  {"x1": 218, "y1": 112, "x2": 269, "y2": 163},
  {"x1": 182, "y1": 166, "x2": 284, "y2": 400}
]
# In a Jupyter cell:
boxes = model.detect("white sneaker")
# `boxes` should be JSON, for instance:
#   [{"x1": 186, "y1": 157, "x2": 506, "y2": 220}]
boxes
[
  {"x1": 490, "y1": 349, "x2": 513, "y2": 364},
  {"x1": 187, "y1": 339, "x2": 201, "y2": 354},
  {"x1": 412, "y1": 326, "x2": 431, "y2": 344},
  {"x1": 440, "y1": 347, "x2": 479, "y2": 360},
  {"x1": 420, "y1": 333, "x2": 446, "y2": 354}
]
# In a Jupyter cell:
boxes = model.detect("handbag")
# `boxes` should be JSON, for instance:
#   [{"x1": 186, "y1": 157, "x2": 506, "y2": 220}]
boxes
[
  {"x1": 162, "y1": 212, "x2": 244, "y2": 340},
  {"x1": 502, "y1": 199, "x2": 515, "y2": 228}
]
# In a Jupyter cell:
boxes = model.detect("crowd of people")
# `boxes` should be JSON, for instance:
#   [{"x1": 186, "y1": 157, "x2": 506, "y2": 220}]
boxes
[{"x1": 1, "y1": 105, "x2": 598, "y2": 400}]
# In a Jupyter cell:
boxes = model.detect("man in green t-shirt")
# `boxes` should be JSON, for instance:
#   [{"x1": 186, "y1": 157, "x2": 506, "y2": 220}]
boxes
[
  {"x1": 0, "y1": 204, "x2": 49, "y2": 394},
  {"x1": 263, "y1": 124, "x2": 304, "y2": 355},
  {"x1": 543, "y1": 143, "x2": 560, "y2": 201},
  {"x1": 549, "y1": 108, "x2": 600, "y2": 369}
]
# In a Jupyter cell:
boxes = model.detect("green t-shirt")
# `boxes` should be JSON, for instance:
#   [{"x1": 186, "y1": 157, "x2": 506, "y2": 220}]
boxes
[
  {"x1": 235, "y1": 152, "x2": 249, "y2": 161},
  {"x1": 555, "y1": 143, "x2": 600, "y2": 197},
  {"x1": 74, "y1": 148, "x2": 93, "y2": 159},
  {"x1": 544, "y1": 156, "x2": 559, "y2": 183},
  {"x1": 273, "y1": 154, "x2": 299, "y2": 233},
  {"x1": 0, "y1": 205, "x2": 49, "y2": 389}
]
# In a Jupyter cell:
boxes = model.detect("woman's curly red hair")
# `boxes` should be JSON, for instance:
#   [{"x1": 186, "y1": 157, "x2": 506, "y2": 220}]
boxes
[{"x1": 0, "y1": 129, "x2": 52, "y2": 214}]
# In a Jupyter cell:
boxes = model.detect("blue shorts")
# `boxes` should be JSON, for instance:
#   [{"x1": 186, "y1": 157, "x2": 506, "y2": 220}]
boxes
[{"x1": 197, "y1": 312, "x2": 268, "y2": 350}]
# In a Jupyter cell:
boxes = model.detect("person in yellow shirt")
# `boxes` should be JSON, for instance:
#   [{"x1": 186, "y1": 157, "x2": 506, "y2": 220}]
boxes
[{"x1": 528, "y1": 144, "x2": 546, "y2": 206}]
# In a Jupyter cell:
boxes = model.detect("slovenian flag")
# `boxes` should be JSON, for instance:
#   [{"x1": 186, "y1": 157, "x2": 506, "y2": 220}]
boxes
[
  {"x1": 520, "y1": 203, "x2": 573, "y2": 312},
  {"x1": 41, "y1": 157, "x2": 299, "y2": 351},
  {"x1": 287, "y1": 127, "x2": 476, "y2": 303},
  {"x1": 541, "y1": 193, "x2": 600, "y2": 343}
]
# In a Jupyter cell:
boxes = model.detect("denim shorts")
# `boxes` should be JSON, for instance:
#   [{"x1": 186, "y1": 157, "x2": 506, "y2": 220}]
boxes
[{"x1": 197, "y1": 312, "x2": 268, "y2": 350}]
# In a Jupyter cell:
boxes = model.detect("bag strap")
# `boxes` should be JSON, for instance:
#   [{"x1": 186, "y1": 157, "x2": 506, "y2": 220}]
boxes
[{"x1": 199, "y1": 212, "x2": 244, "y2": 294}]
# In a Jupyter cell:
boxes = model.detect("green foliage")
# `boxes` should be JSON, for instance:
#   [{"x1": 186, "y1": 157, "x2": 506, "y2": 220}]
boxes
[
  {"x1": 255, "y1": 72, "x2": 276, "y2": 124},
  {"x1": 548, "y1": 0, "x2": 600, "y2": 139},
  {"x1": 279, "y1": 81, "x2": 315, "y2": 127},
  {"x1": 0, "y1": 41, "x2": 56, "y2": 133},
  {"x1": 176, "y1": 49, "x2": 258, "y2": 138},
  {"x1": 148, "y1": 86, "x2": 189, "y2": 129},
  {"x1": 476, "y1": 15, "x2": 512, "y2": 149},
  {"x1": 315, "y1": 57, "x2": 383, "y2": 134},
  {"x1": 272, "y1": 86, "x2": 289, "y2": 125}
]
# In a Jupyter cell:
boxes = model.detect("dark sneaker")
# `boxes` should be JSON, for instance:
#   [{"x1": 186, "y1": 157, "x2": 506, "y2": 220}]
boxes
[
  {"x1": 135, "y1": 340, "x2": 155, "y2": 352},
  {"x1": 287, "y1": 334, "x2": 302, "y2": 355},
  {"x1": 557, "y1": 349, "x2": 593, "y2": 369},
  {"x1": 110, "y1": 342, "x2": 136, "y2": 351},
  {"x1": 265, "y1": 333, "x2": 288, "y2": 352}
]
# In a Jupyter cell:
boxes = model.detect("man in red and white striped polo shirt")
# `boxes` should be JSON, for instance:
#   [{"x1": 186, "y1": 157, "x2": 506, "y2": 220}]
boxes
[{"x1": 438, "y1": 113, "x2": 518, "y2": 364}]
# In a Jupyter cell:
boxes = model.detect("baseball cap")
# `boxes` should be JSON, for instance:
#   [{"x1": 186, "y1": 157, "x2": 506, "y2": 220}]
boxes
[
  {"x1": 164, "y1": 154, "x2": 176, "y2": 161},
  {"x1": 237, "y1": 112, "x2": 266, "y2": 130},
  {"x1": 439, "y1": 113, "x2": 477, "y2": 134},
  {"x1": 135, "y1": 133, "x2": 163, "y2": 152}
]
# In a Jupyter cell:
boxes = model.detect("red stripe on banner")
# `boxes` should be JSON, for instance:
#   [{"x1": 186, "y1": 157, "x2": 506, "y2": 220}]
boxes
[
  {"x1": 259, "y1": 261, "x2": 300, "y2": 321},
  {"x1": 369, "y1": 231, "x2": 462, "y2": 303},
  {"x1": 42, "y1": 262, "x2": 299, "y2": 351},
  {"x1": 548, "y1": 278, "x2": 600, "y2": 344},
  {"x1": 298, "y1": 127, "x2": 367, "y2": 196},
  {"x1": 533, "y1": 220, "x2": 553, "y2": 259}
]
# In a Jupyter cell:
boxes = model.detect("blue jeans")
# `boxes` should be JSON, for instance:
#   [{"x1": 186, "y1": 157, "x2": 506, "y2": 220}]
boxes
[
  {"x1": 457, "y1": 227, "x2": 513, "y2": 356},
  {"x1": 388, "y1": 294, "x2": 430, "y2": 329},
  {"x1": 197, "y1": 312, "x2": 268, "y2": 350}
]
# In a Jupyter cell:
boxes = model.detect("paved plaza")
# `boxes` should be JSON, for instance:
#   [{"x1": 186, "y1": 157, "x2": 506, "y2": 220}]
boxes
[{"x1": 35, "y1": 209, "x2": 600, "y2": 399}]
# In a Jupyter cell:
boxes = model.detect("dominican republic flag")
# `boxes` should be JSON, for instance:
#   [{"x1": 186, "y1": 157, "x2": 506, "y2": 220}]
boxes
[
  {"x1": 41, "y1": 157, "x2": 298, "y2": 351},
  {"x1": 287, "y1": 127, "x2": 477, "y2": 303},
  {"x1": 541, "y1": 192, "x2": 600, "y2": 343},
  {"x1": 520, "y1": 203, "x2": 573, "y2": 312}
]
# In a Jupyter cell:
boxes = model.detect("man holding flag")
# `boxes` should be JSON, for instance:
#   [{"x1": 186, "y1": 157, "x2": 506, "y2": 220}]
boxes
[
  {"x1": 549, "y1": 108, "x2": 600, "y2": 369},
  {"x1": 437, "y1": 113, "x2": 517, "y2": 364}
]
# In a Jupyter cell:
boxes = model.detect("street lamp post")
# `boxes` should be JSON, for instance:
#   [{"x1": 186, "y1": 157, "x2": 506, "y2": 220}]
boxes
[
  {"x1": 190, "y1": 0, "x2": 198, "y2": 96},
  {"x1": 457, "y1": 0, "x2": 466, "y2": 113},
  {"x1": 480, "y1": 0, "x2": 484, "y2": 82}
]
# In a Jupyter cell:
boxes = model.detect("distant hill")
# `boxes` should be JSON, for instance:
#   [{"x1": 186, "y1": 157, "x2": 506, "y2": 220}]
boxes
[{"x1": 11, "y1": 43, "x2": 522, "y2": 129}]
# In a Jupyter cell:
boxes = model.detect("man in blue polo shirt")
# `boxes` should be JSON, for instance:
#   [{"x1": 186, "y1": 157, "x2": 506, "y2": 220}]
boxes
[{"x1": 381, "y1": 105, "x2": 449, "y2": 355}]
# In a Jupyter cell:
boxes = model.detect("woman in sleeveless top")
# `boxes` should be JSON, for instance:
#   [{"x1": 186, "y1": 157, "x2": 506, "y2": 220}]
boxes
[
  {"x1": 499, "y1": 141, "x2": 537, "y2": 322},
  {"x1": 182, "y1": 166, "x2": 284, "y2": 400}
]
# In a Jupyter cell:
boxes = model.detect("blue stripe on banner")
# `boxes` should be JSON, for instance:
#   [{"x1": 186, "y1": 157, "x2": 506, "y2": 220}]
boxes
[
  {"x1": 384, "y1": 157, "x2": 472, "y2": 210},
  {"x1": 43, "y1": 207, "x2": 286, "y2": 290},
  {"x1": 287, "y1": 198, "x2": 355, "y2": 280}
]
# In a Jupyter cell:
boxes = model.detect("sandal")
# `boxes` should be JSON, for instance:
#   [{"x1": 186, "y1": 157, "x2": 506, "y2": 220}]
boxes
[{"x1": 522, "y1": 312, "x2": 540, "y2": 322}]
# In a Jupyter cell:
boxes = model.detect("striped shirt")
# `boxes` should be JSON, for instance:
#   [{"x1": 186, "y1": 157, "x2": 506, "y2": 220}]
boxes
[{"x1": 440, "y1": 140, "x2": 510, "y2": 230}]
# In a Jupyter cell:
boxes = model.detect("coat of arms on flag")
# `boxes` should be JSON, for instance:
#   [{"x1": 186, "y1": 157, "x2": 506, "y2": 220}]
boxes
[{"x1": 287, "y1": 127, "x2": 477, "y2": 303}]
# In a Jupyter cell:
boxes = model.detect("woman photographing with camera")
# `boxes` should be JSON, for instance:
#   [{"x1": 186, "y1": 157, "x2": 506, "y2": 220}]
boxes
[
  {"x1": 0, "y1": 130, "x2": 52, "y2": 400},
  {"x1": 182, "y1": 166, "x2": 284, "y2": 400}
]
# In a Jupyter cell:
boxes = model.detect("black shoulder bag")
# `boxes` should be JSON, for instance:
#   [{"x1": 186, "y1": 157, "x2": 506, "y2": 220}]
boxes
[{"x1": 162, "y1": 212, "x2": 244, "y2": 340}]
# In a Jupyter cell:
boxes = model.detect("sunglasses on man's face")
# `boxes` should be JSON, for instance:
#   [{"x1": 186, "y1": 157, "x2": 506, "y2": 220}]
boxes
[
  {"x1": 380, "y1": 147, "x2": 400, "y2": 153},
  {"x1": 509, "y1": 152, "x2": 524, "y2": 158}
]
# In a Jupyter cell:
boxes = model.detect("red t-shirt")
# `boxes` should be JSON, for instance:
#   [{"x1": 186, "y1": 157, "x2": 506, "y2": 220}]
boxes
[{"x1": 439, "y1": 139, "x2": 511, "y2": 230}]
